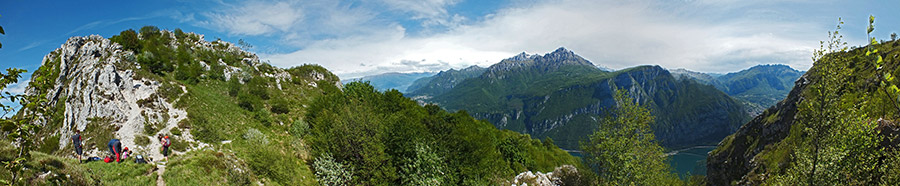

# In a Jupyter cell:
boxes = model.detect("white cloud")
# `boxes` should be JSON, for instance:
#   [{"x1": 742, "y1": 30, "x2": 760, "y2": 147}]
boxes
[
  {"x1": 259, "y1": 0, "x2": 833, "y2": 79},
  {"x1": 1, "y1": 77, "x2": 29, "y2": 118},
  {"x1": 379, "y1": 0, "x2": 462, "y2": 27},
  {"x1": 200, "y1": 1, "x2": 305, "y2": 35}
]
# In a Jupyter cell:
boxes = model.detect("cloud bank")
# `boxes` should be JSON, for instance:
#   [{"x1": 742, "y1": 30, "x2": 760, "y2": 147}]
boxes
[{"x1": 192, "y1": 0, "x2": 866, "y2": 79}]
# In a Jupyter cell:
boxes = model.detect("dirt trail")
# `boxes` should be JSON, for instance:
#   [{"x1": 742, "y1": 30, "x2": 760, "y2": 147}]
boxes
[{"x1": 156, "y1": 163, "x2": 166, "y2": 186}]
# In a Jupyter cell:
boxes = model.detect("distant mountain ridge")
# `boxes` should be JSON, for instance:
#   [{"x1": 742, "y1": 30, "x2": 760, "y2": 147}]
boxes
[
  {"x1": 670, "y1": 64, "x2": 804, "y2": 116},
  {"x1": 406, "y1": 65, "x2": 486, "y2": 98},
  {"x1": 411, "y1": 47, "x2": 751, "y2": 150},
  {"x1": 341, "y1": 72, "x2": 436, "y2": 93}
]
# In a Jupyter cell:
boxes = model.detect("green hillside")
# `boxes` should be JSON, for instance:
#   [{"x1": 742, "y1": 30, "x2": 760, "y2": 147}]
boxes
[
  {"x1": 0, "y1": 27, "x2": 585, "y2": 185},
  {"x1": 707, "y1": 23, "x2": 900, "y2": 185}
]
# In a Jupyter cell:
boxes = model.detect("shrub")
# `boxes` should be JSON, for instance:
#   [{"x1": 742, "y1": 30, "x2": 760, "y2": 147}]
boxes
[
  {"x1": 270, "y1": 100, "x2": 290, "y2": 114},
  {"x1": 254, "y1": 109, "x2": 272, "y2": 127},
  {"x1": 110, "y1": 29, "x2": 142, "y2": 52},
  {"x1": 289, "y1": 120, "x2": 308, "y2": 138},
  {"x1": 169, "y1": 136, "x2": 190, "y2": 152},
  {"x1": 247, "y1": 77, "x2": 270, "y2": 100},
  {"x1": 134, "y1": 135, "x2": 151, "y2": 147},
  {"x1": 227, "y1": 78, "x2": 241, "y2": 97},
  {"x1": 138, "y1": 25, "x2": 160, "y2": 37},
  {"x1": 400, "y1": 143, "x2": 446, "y2": 185},
  {"x1": 192, "y1": 124, "x2": 223, "y2": 143},
  {"x1": 83, "y1": 117, "x2": 117, "y2": 151},
  {"x1": 313, "y1": 153, "x2": 353, "y2": 186},
  {"x1": 242, "y1": 128, "x2": 268, "y2": 145},
  {"x1": 171, "y1": 127, "x2": 183, "y2": 136},
  {"x1": 237, "y1": 93, "x2": 258, "y2": 111},
  {"x1": 143, "y1": 121, "x2": 162, "y2": 136}
]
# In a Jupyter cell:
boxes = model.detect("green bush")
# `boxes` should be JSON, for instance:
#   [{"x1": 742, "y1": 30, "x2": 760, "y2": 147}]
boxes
[
  {"x1": 270, "y1": 100, "x2": 290, "y2": 114},
  {"x1": 290, "y1": 119, "x2": 308, "y2": 138},
  {"x1": 171, "y1": 127, "x2": 183, "y2": 136},
  {"x1": 246, "y1": 142, "x2": 300, "y2": 184},
  {"x1": 134, "y1": 135, "x2": 151, "y2": 147},
  {"x1": 110, "y1": 29, "x2": 142, "y2": 52},
  {"x1": 313, "y1": 153, "x2": 353, "y2": 186},
  {"x1": 169, "y1": 136, "x2": 190, "y2": 152},
  {"x1": 83, "y1": 117, "x2": 117, "y2": 151}
]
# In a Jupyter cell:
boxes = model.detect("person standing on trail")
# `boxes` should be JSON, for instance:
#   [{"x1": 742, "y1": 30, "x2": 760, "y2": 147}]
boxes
[
  {"x1": 161, "y1": 135, "x2": 171, "y2": 162},
  {"x1": 72, "y1": 129, "x2": 83, "y2": 163},
  {"x1": 108, "y1": 139, "x2": 123, "y2": 163}
]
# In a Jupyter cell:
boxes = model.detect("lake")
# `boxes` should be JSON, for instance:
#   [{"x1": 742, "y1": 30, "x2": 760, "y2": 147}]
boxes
[{"x1": 567, "y1": 146, "x2": 716, "y2": 178}]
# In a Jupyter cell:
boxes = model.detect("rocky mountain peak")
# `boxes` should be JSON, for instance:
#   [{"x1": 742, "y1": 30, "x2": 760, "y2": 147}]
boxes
[{"x1": 485, "y1": 47, "x2": 595, "y2": 79}]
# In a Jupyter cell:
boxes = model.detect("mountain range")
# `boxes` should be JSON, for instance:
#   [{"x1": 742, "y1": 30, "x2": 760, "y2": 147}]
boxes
[
  {"x1": 341, "y1": 72, "x2": 437, "y2": 93},
  {"x1": 400, "y1": 48, "x2": 753, "y2": 150},
  {"x1": 671, "y1": 65, "x2": 804, "y2": 116}
]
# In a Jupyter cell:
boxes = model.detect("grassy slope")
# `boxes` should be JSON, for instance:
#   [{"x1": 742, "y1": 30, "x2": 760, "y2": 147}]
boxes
[{"x1": 708, "y1": 40, "x2": 900, "y2": 184}]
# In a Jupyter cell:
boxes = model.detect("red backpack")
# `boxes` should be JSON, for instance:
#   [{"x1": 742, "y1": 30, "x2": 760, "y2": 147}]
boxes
[{"x1": 104, "y1": 156, "x2": 112, "y2": 163}]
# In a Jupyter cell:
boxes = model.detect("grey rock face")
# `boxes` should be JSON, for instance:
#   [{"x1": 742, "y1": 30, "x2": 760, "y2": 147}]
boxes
[{"x1": 23, "y1": 35, "x2": 193, "y2": 160}]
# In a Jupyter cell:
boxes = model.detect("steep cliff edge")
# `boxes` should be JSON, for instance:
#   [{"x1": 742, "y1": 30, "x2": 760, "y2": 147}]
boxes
[{"x1": 707, "y1": 39, "x2": 900, "y2": 185}]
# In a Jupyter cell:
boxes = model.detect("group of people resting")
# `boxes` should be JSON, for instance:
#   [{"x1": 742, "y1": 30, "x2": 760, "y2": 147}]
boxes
[{"x1": 70, "y1": 129, "x2": 172, "y2": 163}]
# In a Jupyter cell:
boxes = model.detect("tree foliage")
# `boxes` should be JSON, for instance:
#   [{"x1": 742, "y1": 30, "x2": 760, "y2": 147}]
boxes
[
  {"x1": 767, "y1": 17, "x2": 890, "y2": 186},
  {"x1": 0, "y1": 67, "x2": 53, "y2": 185},
  {"x1": 580, "y1": 89, "x2": 680, "y2": 185},
  {"x1": 305, "y1": 82, "x2": 583, "y2": 185}
]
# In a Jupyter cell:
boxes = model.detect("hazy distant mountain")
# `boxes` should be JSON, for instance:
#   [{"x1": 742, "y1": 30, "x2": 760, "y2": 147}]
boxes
[
  {"x1": 418, "y1": 47, "x2": 750, "y2": 149},
  {"x1": 671, "y1": 65, "x2": 804, "y2": 116},
  {"x1": 342, "y1": 72, "x2": 437, "y2": 92},
  {"x1": 406, "y1": 65, "x2": 486, "y2": 97}
]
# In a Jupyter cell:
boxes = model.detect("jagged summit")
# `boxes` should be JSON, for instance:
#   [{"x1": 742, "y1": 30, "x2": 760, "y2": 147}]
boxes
[
  {"x1": 507, "y1": 52, "x2": 537, "y2": 61},
  {"x1": 487, "y1": 47, "x2": 595, "y2": 78}
]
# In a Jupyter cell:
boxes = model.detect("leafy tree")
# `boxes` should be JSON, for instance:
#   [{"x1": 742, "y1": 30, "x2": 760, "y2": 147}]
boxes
[
  {"x1": 1, "y1": 67, "x2": 52, "y2": 185},
  {"x1": 400, "y1": 142, "x2": 446, "y2": 185},
  {"x1": 109, "y1": 29, "x2": 141, "y2": 52},
  {"x1": 174, "y1": 28, "x2": 187, "y2": 40},
  {"x1": 579, "y1": 89, "x2": 679, "y2": 185},
  {"x1": 306, "y1": 82, "x2": 582, "y2": 185},
  {"x1": 237, "y1": 39, "x2": 252, "y2": 50},
  {"x1": 138, "y1": 25, "x2": 160, "y2": 36},
  {"x1": 768, "y1": 17, "x2": 883, "y2": 185},
  {"x1": 174, "y1": 46, "x2": 201, "y2": 84},
  {"x1": 867, "y1": 15, "x2": 900, "y2": 116}
]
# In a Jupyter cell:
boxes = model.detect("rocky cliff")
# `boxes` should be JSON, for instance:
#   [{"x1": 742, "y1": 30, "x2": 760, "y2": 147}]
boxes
[
  {"x1": 24, "y1": 35, "x2": 195, "y2": 161},
  {"x1": 23, "y1": 31, "x2": 328, "y2": 161}
]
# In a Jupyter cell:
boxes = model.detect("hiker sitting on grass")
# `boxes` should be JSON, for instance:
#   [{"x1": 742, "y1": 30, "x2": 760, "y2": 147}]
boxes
[
  {"x1": 122, "y1": 147, "x2": 131, "y2": 160},
  {"x1": 72, "y1": 129, "x2": 83, "y2": 163},
  {"x1": 108, "y1": 139, "x2": 123, "y2": 163}
]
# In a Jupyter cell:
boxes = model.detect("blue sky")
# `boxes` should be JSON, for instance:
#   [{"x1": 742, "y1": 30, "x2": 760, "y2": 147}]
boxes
[{"x1": 1, "y1": 0, "x2": 899, "y2": 93}]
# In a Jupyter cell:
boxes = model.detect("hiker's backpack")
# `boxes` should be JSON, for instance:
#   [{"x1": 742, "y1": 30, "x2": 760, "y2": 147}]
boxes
[{"x1": 135, "y1": 155, "x2": 147, "y2": 164}]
